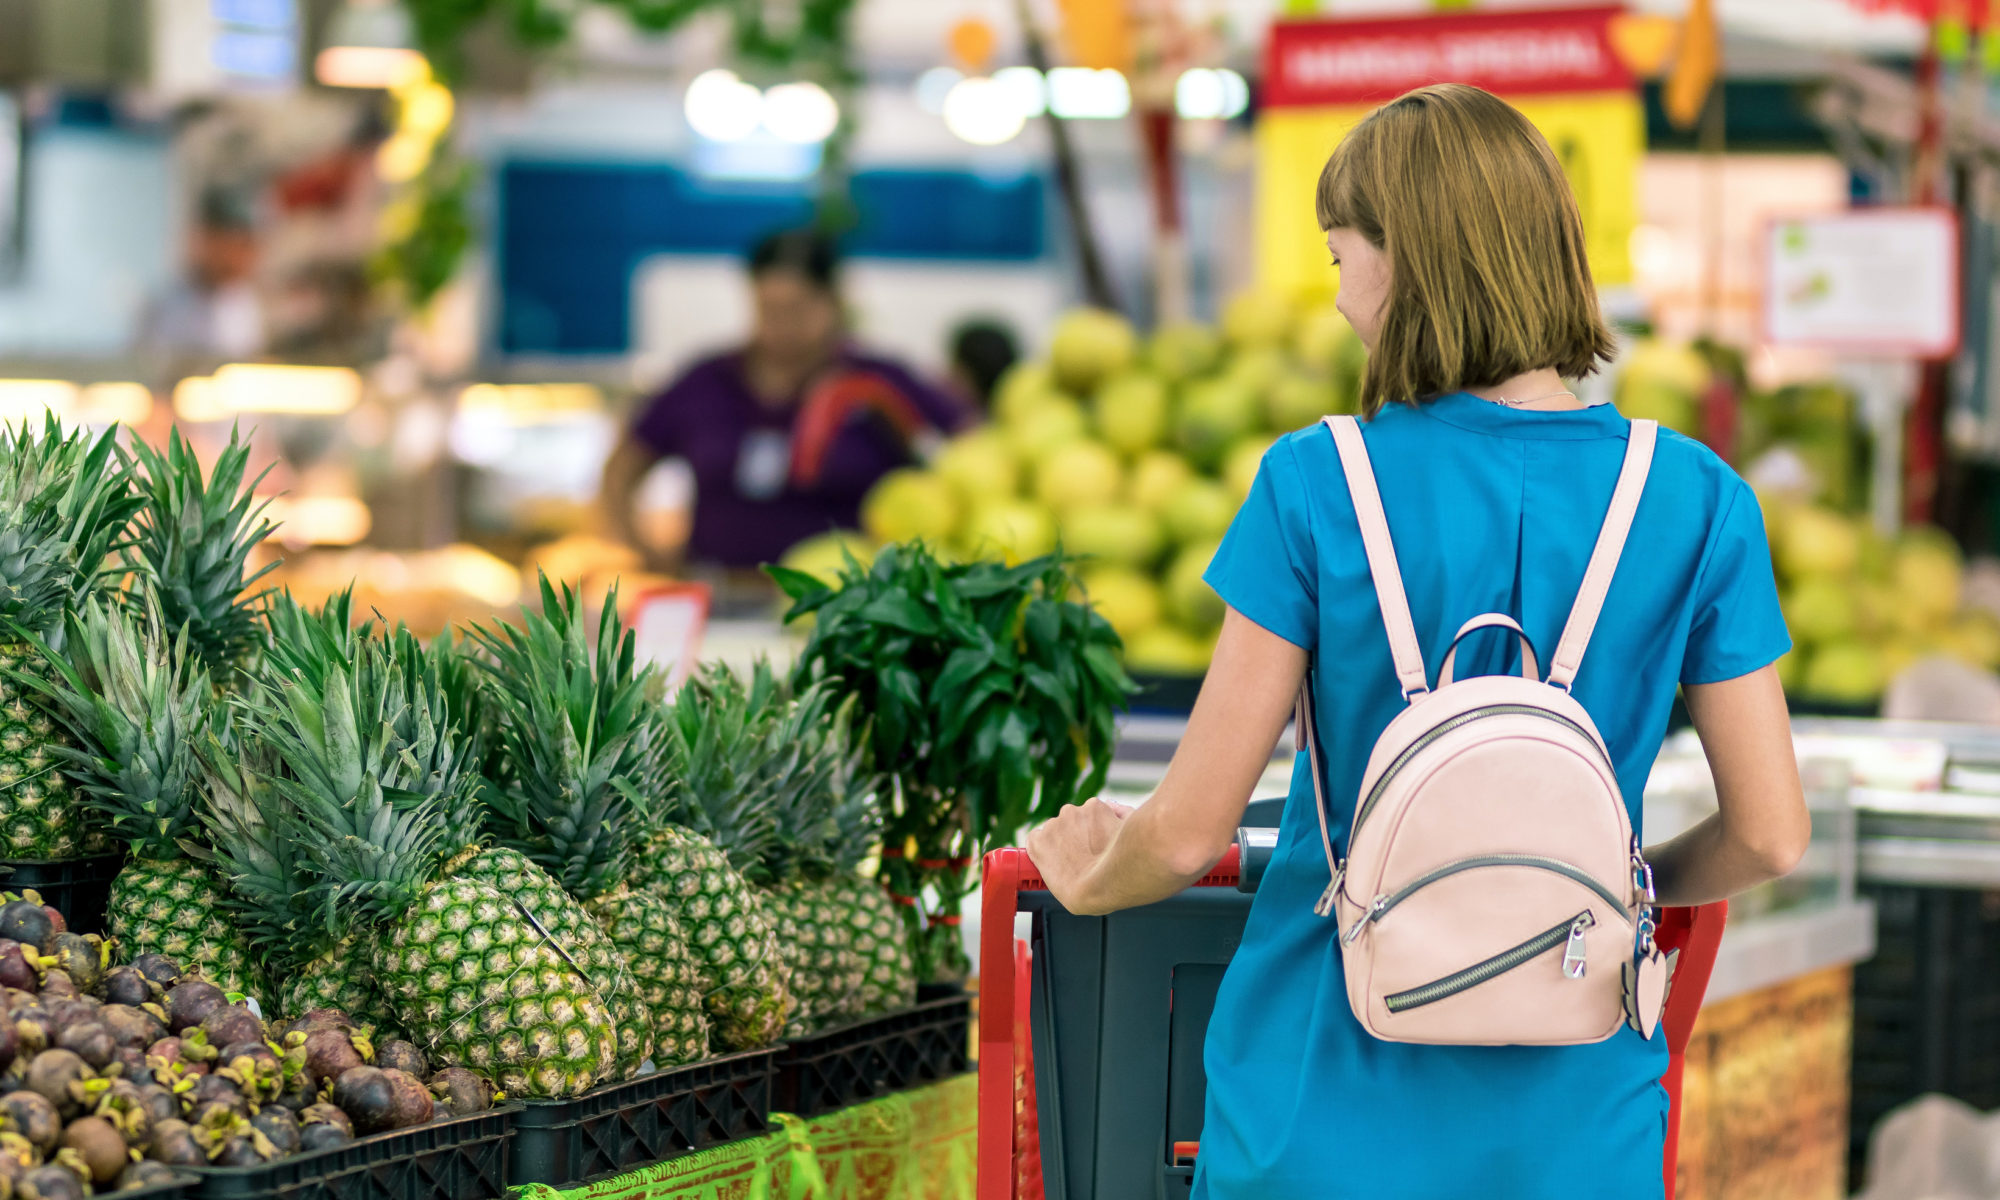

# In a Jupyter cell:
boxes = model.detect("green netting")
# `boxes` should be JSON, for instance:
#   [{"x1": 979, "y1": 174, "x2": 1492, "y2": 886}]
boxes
[{"x1": 512, "y1": 1075, "x2": 978, "y2": 1200}]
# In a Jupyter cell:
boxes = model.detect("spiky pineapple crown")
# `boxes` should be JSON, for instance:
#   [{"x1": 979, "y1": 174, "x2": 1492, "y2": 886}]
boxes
[
  {"x1": 653, "y1": 661, "x2": 792, "y2": 875},
  {"x1": 0, "y1": 415, "x2": 144, "y2": 642},
  {"x1": 126, "y1": 426, "x2": 279, "y2": 680},
  {"x1": 755, "y1": 676, "x2": 881, "y2": 884},
  {"x1": 190, "y1": 732, "x2": 331, "y2": 973},
  {"x1": 470, "y1": 576, "x2": 655, "y2": 901},
  {"x1": 0, "y1": 598, "x2": 211, "y2": 858},
  {"x1": 241, "y1": 596, "x2": 482, "y2": 938}
]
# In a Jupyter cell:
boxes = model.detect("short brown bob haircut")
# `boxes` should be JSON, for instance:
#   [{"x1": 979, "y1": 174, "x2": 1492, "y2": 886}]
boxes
[{"x1": 1316, "y1": 83, "x2": 1615, "y2": 416}]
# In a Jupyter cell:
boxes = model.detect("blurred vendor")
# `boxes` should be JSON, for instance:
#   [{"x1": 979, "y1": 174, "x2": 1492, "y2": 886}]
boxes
[{"x1": 600, "y1": 230, "x2": 972, "y2": 570}]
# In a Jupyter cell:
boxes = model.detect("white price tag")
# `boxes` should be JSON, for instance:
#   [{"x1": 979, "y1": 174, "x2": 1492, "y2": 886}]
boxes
[{"x1": 630, "y1": 584, "x2": 712, "y2": 689}]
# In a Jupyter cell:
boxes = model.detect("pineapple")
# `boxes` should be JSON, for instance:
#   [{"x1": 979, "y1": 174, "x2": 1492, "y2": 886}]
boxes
[
  {"x1": 0, "y1": 416, "x2": 143, "y2": 860},
  {"x1": 250, "y1": 638, "x2": 618, "y2": 1097},
  {"x1": 4, "y1": 600, "x2": 260, "y2": 995},
  {"x1": 192, "y1": 734, "x2": 387, "y2": 1024},
  {"x1": 631, "y1": 664, "x2": 794, "y2": 1050},
  {"x1": 751, "y1": 677, "x2": 871, "y2": 1035},
  {"x1": 125, "y1": 426, "x2": 278, "y2": 682},
  {"x1": 473, "y1": 579, "x2": 707, "y2": 1070}
]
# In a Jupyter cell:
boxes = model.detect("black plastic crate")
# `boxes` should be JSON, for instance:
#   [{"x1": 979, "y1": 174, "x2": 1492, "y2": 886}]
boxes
[
  {"x1": 509, "y1": 1049, "x2": 776, "y2": 1189},
  {"x1": 772, "y1": 994, "x2": 972, "y2": 1119},
  {"x1": 124, "y1": 1171, "x2": 199, "y2": 1200},
  {"x1": 187, "y1": 1106, "x2": 517, "y2": 1200},
  {"x1": 1851, "y1": 884, "x2": 2000, "y2": 1185},
  {"x1": 0, "y1": 854, "x2": 123, "y2": 935}
]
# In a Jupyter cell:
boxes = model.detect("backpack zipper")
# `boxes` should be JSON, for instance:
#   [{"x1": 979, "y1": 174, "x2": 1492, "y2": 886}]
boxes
[
  {"x1": 1349, "y1": 704, "x2": 1610, "y2": 844},
  {"x1": 1383, "y1": 911, "x2": 1596, "y2": 1014},
  {"x1": 1340, "y1": 854, "x2": 1625, "y2": 945}
]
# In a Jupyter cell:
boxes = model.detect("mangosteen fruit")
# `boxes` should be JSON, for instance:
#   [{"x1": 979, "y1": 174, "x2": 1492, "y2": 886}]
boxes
[
  {"x1": 197, "y1": 1008, "x2": 261, "y2": 1051},
  {"x1": 127, "y1": 959, "x2": 179, "y2": 992},
  {"x1": 34, "y1": 977, "x2": 74, "y2": 1002},
  {"x1": 298, "y1": 1103, "x2": 351, "y2": 1137},
  {"x1": 282, "y1": 1011, "x2": 354, "y2": 1040},
  {"x1": 0, "y1": 1018, "x2": 20, "y2": 1075},
  {"x1": 0, "y1": 909, "x2": 51, "y2": 956},
  {"x1": 55, "y1": 1025, "x2": 113, "y2": 1071},
  {"x1": 35, "y1": 912, "x2": 58, "y2": 937},
  {"x1": 11, "y1": 1011, "x2": 49, "y2": 1057},
  {"x1": 373, "y1": 1041, "x2": 426, "y2": 1078},
  {"x1": 298, "y1": 1123, "x2": 350, "y2": 1152},
  {"x1": 42, "y1": 940, "x2": 99, "y2": 997},
  {"x1": 18, "y1": 1164, "x2": 83, "y2": 1200},
  {"x1": 145, "y1": 1119, "x2": 201, "y2": 1168},
  {"x1": 332, "y1": 1067, "x2": 396, "y2": 1135},
  {"x1": 24, "y1": 1051, "x2": 90, "y2": 1118},
  {"x1": 60, "y1": 1118, "x2": 127, "y2": 1186},
  {"x1": 132, "y1": 1086, "x2": 178, "y2": 1127},
  {"x1": 300, "y1": 1030, "x2": 364, "y2": 1086},
  {"x1": 0, "y1": 1152, "x2": 24, "y2": 1200},
  {"x1": 0, "y1": 946, "x2": 35, "y2": 995},
  {"x1": 189, "y1": 1075, "x2": 241, "y2": 1111},
  {"x1": 161, "y1": 985, "x2": 223, "y2": 1036},
  {"x1": 218, "y1": 1042, "x2": 274, "y2": 1069},
  {"x1": 248, "y1": 1108, "x2": 299, "y2": 1156},
  {"x1": 117, "y1": 1161, "x2": 181, "y2": 1191},
  {"x1": 427, "y1": 1069, "x2": 492, "y2": 1117},
  {"x1": 0, "y1": 1092, "x2": 59, "y2": 1153},
  {"x1": 98, "y1": 971, "x2": 153, "y2": 1011},
  {"x1": 99, "y1": 1008, "x2": 164, "y2": 1054},
  {"x1": 377, "y1": 1069, "x2": 431, "y2": 1130},
  {"x1": 212, "y1": 1138, "x2": 264, "y2": 1168}
]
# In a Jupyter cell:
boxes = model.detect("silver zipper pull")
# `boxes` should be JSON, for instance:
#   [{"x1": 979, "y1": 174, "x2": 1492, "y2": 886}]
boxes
[
  {"x1": 1562, "y1": 913, "x2": 1593, "y2": 980},
  {"x1": 1342, "y1": 896, "x2": 1387, "y2": 946},
  {"x1": 1314, "y1": 864, "x2": 1346, "y2": 917}
]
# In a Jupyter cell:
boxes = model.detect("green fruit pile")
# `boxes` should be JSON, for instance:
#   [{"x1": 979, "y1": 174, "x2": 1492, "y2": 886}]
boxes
[
  {"x1": 1766, "y1": 503, "x2": 1998, "y2": 703},
  {"x1": 789, "y1": 292, "x2": 1366, "y2": 678}
]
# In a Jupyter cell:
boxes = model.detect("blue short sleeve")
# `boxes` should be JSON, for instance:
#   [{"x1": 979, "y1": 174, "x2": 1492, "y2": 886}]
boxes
[
  {"x1": 1681, "y1": 480, "x2": 1792, "y2": 685},
  {"x1": 1203, "y1": 439, "x2": 1318, "y2": 650}
]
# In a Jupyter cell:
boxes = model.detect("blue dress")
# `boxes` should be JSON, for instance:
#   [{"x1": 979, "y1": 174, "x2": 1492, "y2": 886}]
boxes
[{"x1": 1196, "y1": 394, "x2": 1790, "y2": 1200}]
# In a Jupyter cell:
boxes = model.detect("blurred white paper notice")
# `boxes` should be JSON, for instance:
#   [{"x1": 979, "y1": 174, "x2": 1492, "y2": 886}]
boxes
[
  {"x1": 1765, "y1": 207, "x2": 1959, "y2": 358},
  {"x1": 631, "y1": 583, "x2": 711, "y2": 689}
]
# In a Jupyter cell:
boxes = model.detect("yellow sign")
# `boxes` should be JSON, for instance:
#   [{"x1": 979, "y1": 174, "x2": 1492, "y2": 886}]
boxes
[{"x1": 1256, "y1": 90, "x2": 1644, "y2": 299}]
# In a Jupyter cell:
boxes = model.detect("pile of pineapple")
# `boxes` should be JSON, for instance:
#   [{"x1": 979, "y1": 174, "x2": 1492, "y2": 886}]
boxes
[{"x1": 0, "y1": 415, "x2": 916, "y2": 1104}]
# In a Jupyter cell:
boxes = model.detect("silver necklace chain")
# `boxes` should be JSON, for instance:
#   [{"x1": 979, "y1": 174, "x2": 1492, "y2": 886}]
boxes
[{"x1": 1484, "y1": 388, "x2": 1578, "y2": 408}]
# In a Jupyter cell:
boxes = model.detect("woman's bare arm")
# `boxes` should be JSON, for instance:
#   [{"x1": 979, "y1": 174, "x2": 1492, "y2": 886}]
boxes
[
  {"x1": 1026, "y1": 608, "x2": 1306, "y2": 915},
  {"x1": 1645, "y1": 665, "x2": 1810, "y2": 906},
  {"x1": 598, "y1": 432, "x2": 664, "y2": 554}
]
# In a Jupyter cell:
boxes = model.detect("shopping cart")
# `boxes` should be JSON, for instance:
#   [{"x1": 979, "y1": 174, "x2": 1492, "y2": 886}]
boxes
[{"x1": 976, "y1": 803, "x2": 1729, "y2": 1200}]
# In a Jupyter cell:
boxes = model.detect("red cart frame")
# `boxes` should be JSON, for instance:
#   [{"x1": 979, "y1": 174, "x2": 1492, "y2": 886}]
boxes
[{"x1": 977, "y1": 846, "x2": 1727, "y2": 1200}]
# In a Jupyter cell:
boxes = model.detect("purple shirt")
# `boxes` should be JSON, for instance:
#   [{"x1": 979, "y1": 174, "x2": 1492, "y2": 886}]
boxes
[{"x1": 632, "y1": 347, "x2": 971, "y2": 568}]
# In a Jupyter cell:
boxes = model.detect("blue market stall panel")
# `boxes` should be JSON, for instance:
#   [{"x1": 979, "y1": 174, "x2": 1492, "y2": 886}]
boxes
[{"x1": 498, "y1": 160, "x2": 1047, "y2": 355}]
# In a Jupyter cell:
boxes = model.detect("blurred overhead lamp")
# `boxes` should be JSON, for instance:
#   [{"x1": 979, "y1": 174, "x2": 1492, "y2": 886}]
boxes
[
  {"x1": 915, "y1": 67, "x2": 962, "y2": 114},
  {"x1": 316, "y1": 0, "x2": 427, "y2": 89},
  {"x1": 685, "y1": 69, "x2": 764, "y2": 143},
  {"x1": 213, "y1": 364, "x2": 363, "y2": 415},
  {"x1": 943, "y1": 76, "x2": 1027, "y2": 146},
  {"x1": 761, "y1": 82, "x2": 839, "y2": 145},
  {"x1": 0, "y1": 381, "x2": 78, "y2": 426},
  {"x1": 1175, "y1": 68, "x2": 1250, "y2": 121},
  {"x1": 76, "y1": 383, "x2": 153, "y2": 427}
]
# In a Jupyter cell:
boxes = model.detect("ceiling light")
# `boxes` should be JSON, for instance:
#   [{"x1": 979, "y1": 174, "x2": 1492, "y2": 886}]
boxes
[
  {"x1": 172, "y1": 377, "x2": 227, "y2": 423},
  {"x1": 992, "y1": 66, "x2": 1047, "y2": 119},
  {"x1": 762, "y1": 82, "x2": 839, "y2": 145},
  {"x1": 685, "y1": 69, "x2": 764, "y2": 143},
  {"x1": 76, "y1": 383, "x2": 153, "y2": 426},
  {"x1": 1047, "y1": 68, "x2": 1130, "y2": 119},
  {"x1": 0, "y1": 380, "x2": 77, "y2": 426},
  {"x1": 213, "y1": 364, "x2": 362, "y2": 415},
  {"x1": 315, "y1": 1, "x2": 425, "y2": 89},
  {"x1": 943, "y1": 76, "x2": 1026, "y2": 146}
]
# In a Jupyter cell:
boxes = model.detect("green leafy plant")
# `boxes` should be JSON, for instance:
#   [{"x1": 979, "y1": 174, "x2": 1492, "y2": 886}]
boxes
[{"x1": 770, "y1": 543, "x2": 1134, "y2": 981}]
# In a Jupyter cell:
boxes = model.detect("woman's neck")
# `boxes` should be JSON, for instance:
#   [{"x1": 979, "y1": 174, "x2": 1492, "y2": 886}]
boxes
[
  {"x1": 743, "y1": 342, "x2": 838, "y2": 407},
  {"x1": 1465, "y1": 368, "x2": 1580, "y2": 410}
]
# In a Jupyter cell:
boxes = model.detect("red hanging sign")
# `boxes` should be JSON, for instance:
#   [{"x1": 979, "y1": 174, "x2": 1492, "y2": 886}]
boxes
[{"x1": 1262, "y1": 6, "x2": 1632, "y2": 110}]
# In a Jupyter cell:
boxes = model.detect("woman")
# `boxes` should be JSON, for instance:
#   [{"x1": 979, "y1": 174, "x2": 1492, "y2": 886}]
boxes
[
  {"x1": 1026, "y1": 84, "x2": 1808, "y2": 1199},
  {"x1": 600, "y1": 230, "x2": 970, "y2": 574}
]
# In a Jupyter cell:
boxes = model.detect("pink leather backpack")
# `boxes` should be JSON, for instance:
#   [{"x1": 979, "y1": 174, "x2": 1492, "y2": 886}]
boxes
[{"x1": 1305, "y1": 414, "x2": 1674, "y2": 1046}]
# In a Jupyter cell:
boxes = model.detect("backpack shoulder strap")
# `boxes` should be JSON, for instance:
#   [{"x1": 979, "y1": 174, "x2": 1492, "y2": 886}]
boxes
[
  {"x1": 1546, "y1": 418, "x2": 1658, "y2": 691},
  {"x1": 1323, "y1": 415, "x2": 1429, "y2": 702}
]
